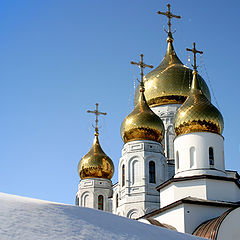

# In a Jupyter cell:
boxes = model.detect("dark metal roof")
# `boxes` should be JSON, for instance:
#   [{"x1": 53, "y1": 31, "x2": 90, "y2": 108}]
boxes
[
  {"x1": 193, "y1": 208, "x2": 234, "y2": 239},
  {"x1": 146, "y1": 218, "x2": 177, "y2": 231}
]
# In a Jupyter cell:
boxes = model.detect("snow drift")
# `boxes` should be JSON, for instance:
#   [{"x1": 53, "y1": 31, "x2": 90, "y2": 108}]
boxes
[{"x1": 0, "y1": 192, "x2": 203, "y2": 240}]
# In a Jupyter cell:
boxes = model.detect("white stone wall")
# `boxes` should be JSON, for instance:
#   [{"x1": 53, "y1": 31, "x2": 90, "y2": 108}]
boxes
[
  {"x1": 151, "y1": 104, "x2": 180, "y2": 159},
  {"x1": 149, "y1": 203, "x2": 230, "y2": 234},
  {"x1": 174, "y1": 132, "x2": 226, "y2": 178},
  {"x1": 183, "y1": 203, "x2": 230, "y2": 234},
  {"x1": 159, "y1": 178, "x2": 240, "y2": 208},
  {"x1": 151, "y1": 104, "x2": 181, "y2": 178},
  {"x1": 153, "y1": 205, "x2": 185, "y2": 232},
  {"x1": 113, "y1": 140, "x2": 166, "y2": 218},
  {"x1": 206, "y1": 179, "x2": 240, "y2": 202},
  {"x1": 112, "y1": 183, "x2": 119, "y2": 215},
  {"x1": 159, "y1": 179, "x2": 206, "y2": 208},
  {"x1": 76, "y1": 178, "x2": 113, "y2": 212}
]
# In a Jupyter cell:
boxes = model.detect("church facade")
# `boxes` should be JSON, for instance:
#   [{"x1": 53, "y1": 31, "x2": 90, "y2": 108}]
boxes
[{"x1": 76, "y1": 4, "x2": 240, "y2": 239}]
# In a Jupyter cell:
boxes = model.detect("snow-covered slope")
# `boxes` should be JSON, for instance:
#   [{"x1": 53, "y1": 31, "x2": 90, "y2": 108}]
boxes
[{"x1": 0, "y1": 192, "x2": 203, "y2": 240}]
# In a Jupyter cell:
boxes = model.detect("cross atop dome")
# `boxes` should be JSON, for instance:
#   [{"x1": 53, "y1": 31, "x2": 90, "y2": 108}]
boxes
[
  {"x1": 87, "y1": 103, "x2": 107, "y2": 136},
  {"x1": 157, "y1": 4, "x2": 181, "y2": 38},
  {"x1": 131, "y1": 54, "x2": 153, "y2": 91},
  {"x1": 186, "y1": 42, "x2": 203, "y2": 71}
]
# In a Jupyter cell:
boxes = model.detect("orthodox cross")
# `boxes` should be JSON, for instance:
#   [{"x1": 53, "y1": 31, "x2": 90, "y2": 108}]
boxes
[
  {"x1": 186, "y1": 42, "x2": 203, "y2": 71},
  {"x1": 131, "y1": 54, "x2": 153, "y2": 89},
  {"x1": 87, "y1": 103, "x2": 107, "y2": 136},
  {"x1": 157, "y1": 4, "x2": 181, "y2": 34}
]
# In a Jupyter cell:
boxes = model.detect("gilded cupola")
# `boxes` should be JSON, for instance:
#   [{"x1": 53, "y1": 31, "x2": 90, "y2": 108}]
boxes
[
  {"x1": 174, "y1": 43, "x2": 224, "y2": 136},
  {"x1": 78, "y1": 104, "x2": 114, "y2": 180},
  {"x1": 121, "y1": 54, "x2": 165, "y2": 144},
  {"x1": 134, "y1": 4, "x2": 211, "y2": 107}
]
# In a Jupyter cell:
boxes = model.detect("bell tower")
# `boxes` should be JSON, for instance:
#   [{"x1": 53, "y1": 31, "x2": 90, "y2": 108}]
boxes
[
  {"x1": 76, "y1": 104, "x2": 114, "y2": 212},
  {"x1": 114, "y1": 54, "x2": 166, "y2": 219}
]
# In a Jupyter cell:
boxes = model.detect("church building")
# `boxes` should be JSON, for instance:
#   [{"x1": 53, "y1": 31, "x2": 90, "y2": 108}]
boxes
[{"x1": 76, "y1": 4, "x2": 240, "y2": 239}]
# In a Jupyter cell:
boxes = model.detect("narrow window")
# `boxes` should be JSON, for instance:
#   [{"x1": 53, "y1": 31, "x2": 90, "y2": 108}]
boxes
[
  {"x1": 122, "y1": 164, "x2": 125, "y2": 187},
  {"x1": 176, "y1": 151, "x2": 179, "y2": 170},
  {"x1": 190, "y1": 147, "x2": 195, "y2": 168},
  {"x1": 98, "y1": 195, "x2": 104, "y2": 210},
  {"x1": 116, "y1": 194, "x2": 119, "y2": 208},
  {"x1": 209, "y1": 147, "x2": 214, "y2": 166},
  {"x1": 149, "y1": 161, "x2": 156, "y2": 183}
]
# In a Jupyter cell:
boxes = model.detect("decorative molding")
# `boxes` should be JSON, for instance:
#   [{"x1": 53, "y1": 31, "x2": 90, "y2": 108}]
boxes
[{"x1": 122, "y1": 141, "x2": 163, "y2": 154}]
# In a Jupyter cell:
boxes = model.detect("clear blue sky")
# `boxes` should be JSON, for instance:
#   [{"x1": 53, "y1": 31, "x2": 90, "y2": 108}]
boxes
[{"x1": 0, "y1": 0, "x2": 240, "y2": 204}]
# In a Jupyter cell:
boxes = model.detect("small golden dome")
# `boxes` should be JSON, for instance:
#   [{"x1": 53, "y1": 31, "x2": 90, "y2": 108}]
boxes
[
  {"x1": 174, "y1": 71, "x2": 224, "y2": 136},
  {"x1": 134, "y1": 37, "x2": 211, "y2": 107},
  {"x1": 78, "y1": 133, "x2": 114, "y2": 180},
  {"x1": 121, "y1": 85, "x2": 165, "y2": 143}
]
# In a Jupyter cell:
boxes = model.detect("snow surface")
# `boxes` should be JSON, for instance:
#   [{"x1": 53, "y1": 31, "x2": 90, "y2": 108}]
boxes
[{"x1": 0, "y1": 192, "x2": 203, "y2": 240}]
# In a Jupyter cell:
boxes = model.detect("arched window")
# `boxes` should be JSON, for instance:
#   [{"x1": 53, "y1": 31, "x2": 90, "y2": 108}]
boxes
[
  {"x1": 209, "y1": 147, "x2": 214, "y2": 166},
  {"x1": 122, "y1": 164, "x2": 125, "y2": 187},
  {"x1": 116, "y1": 194, "x2": 119, "y2": 208},
  {"x1": 149, "y1": 161, "x2": 156, "y2": 183},
  {"x1": 190, "y1": 147, "x2": 195, "y2": 168},
  {"x1": 98, "y1": 195, "x2": 104, "y2": 210},
  {"x1": 131, "y1": 160, "x2": 140, "y2": 185},
  {"x1": 82, "y1": 193, "x2": 90, "y2": 207},
  {"x1": 176, "y1": 151, "x2": 179, "y2": 170}
]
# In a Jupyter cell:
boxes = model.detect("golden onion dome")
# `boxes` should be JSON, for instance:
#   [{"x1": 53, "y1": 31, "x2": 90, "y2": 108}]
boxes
[
  {"x1": 121, "y1": 85, "x2": 165, "y2": 144},
  {"x1": 78, "y1": 133, "x2": 114, "y2": 180},
  {"x1": 134, "y1": 37, "x2": 211, "y2": 107},
  {"x1": 174, "y1": 70, "x2": 224, "y2": 136}
]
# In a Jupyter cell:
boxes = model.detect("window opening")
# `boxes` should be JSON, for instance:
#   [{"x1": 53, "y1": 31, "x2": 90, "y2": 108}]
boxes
[
  {"x1": 98, "y1": 195, "x2": 104, "y2": 210},
  {"x1": 209, "y1": 147, "x2": 214, "y2": 166},
  {"x1": 149, "y1": 161, "x2": 156, "y2": 183},
  {"x1": 122, "y1": 165, "x2": 125, "y2": 186},
  {"x1": 116, "y1": 194, "x2": 119, "y2": 208}
]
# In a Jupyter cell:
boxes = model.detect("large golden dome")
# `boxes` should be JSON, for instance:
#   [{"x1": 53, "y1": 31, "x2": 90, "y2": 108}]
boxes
[
  {"x1": 121, "y1": 85, "x2": 165, "y2": 143},
  {"x1": 78, "y1": 133, "x2": 114, "y2": 180},
  {"x1": 174, "y1": 70, "x2": 224, "y2": 136},
  {"x1": 134, "y1": 37, "x2": 211, "y2": 107}
]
